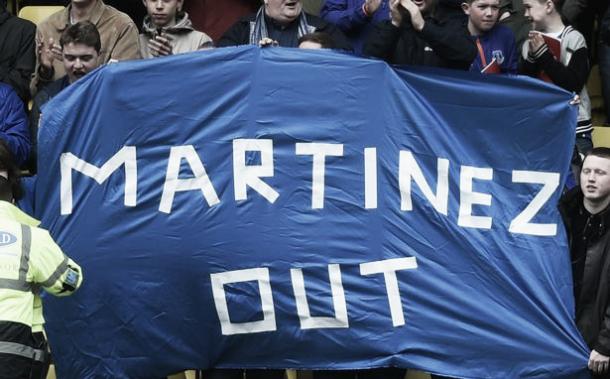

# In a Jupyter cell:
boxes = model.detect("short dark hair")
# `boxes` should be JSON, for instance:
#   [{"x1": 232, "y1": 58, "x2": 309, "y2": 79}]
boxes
[
  {"x1": 298, "y1": 32, "x2": 336, "y2": 49},
  {"x1": 60, "y1": 21, "x2": 102, "y2": 53},
  {"x1": 534, "y1": 0, "x2": 563, "y2": 12},
  {"x1": 0, "y1": 140, "x2": 23, "y2": 201},
  {"x1": 584, "y1": 147, "x2": 610, "y2": 162}
]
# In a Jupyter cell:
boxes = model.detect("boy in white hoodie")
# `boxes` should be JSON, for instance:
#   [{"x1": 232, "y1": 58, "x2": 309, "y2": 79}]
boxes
[{"x1": 140, "y1": 0, "x2": 213, "y2": 58}]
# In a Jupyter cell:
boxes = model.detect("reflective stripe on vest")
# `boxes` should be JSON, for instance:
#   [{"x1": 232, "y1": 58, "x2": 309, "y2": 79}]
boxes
[
  {"x1": 0, "y1": 224, "x2": 31, "y2": 292},
  {"x1": 0, "y1": 341, "x2": 46, "y2": 362},
  {"x1": 40, "y1": 257, "x2": 69, "y2": 289}
]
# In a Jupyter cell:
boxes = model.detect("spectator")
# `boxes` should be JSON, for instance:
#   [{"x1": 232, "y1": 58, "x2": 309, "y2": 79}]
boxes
[
  {"x1": 0, "y1": 1, "x2": 35, "y2": 103},
  {"x1": 0, "y1": 137, "x2": 83, "y2": 379},
  {"x1": 320, "y1": 0, "x2": 390, "y2": 54},
  {"x1": 0, "y1": 84, "x2": 29, "y2": 167},
  {"x1": 560, "y1": 147, "x2": 610, "y2": 378},
  {"x1": 364, "y1": 0, "x2": 476, "y2": 70},
  {"x1": 562, "y1": 0, "x2": 607, "y2": 56},
  {"x1": 140, "y1": 0, "x2": 213, "y2": 59},
  {"x1": 462, "y1": 0, "x2": 518, "y2": 74},
  {"x1": 29, "y1": 21, "x2": 102, "y2": 174},
  {"x1": 298, "y1": 31, "x2": 336, "y2": 48},
  {"x1": 183, "y1": 0, "x2": 260, "y2": 43},
  {"x1": 217, "y1": 0, "x2": 351, "y2": 50},
  {"x1": 520, "y1": 0, "x2": 592, "y2": 155},
  {"x1": 32, "y1": 0, "x2": 140, "y2": 94}
]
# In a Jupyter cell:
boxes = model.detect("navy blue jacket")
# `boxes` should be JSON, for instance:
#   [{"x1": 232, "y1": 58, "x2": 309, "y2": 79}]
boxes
[
  {"x1": 0, "y1": 83, "x2": 30, "y2": 166},
  {"x1": 320, "y1": 0, "x2": 390, "y2": 55},
  {"x1": 469, "y1": 24, "x2": 518, "y2": 74}
]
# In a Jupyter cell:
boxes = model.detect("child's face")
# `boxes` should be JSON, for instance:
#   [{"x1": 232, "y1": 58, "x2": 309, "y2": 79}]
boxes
[
  {"x1": 463, "y1": 0, "x2": 500, "y2": 35},
  {"x1": 523, "y1": 0, "x2": 548, "y2": 30},
  {"x1": 143, "y1": 0, "x2": 182, "y2": 28}
]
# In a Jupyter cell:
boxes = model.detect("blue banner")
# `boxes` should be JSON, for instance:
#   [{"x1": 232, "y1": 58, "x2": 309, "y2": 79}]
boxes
[{"x1": 35, "y1": 46, "x2": 589, "y2": 379}]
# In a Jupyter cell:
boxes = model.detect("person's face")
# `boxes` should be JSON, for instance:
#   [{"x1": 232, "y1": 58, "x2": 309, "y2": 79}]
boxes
[
  {"x1": 463, "y1": 0, "x2": 500, "y2": 35},
  {"x1": 581, "y1": 155, "x2": 610, "y2": 204},
  {"x1": 523, "y1": 0, "x2": 549, "y2": 30},
  {"x1": 299, "y1": 40, "x2": 323, "y2": 49},
  {"x1": 411, "y1": 0, "x2": 436, "y2": 15},
  {"x1": 143, "y1": 0, "x2": 182, "y2": 27},
  {"x1": 63, "y1": 42, "x2": 100, "y2": 83},
  {"x1": 264, "y1": 0, "x2": 303, "y2": 24}
]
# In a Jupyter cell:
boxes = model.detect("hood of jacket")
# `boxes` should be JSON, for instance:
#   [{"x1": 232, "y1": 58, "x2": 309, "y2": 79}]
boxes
[{"x1": 142, "y1": 11, "x2": 194, "y2": 35}]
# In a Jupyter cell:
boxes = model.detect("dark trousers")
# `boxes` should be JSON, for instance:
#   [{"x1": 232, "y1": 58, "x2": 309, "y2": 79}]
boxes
[
  {"x1": 313, "y1": 368, "x2": 405, "y2": 379},
  {"x1": 202, "y1": 369, "x2": 285, "y2": 379}
]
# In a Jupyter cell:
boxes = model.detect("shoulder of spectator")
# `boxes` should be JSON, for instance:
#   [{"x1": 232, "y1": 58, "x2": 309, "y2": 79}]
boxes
[
  {"x1": 101, "y1": 5, "x2": 139, "y2": 30},
  {"x1": 217, "y1": 15, "x2": 253, "y2": 47},
  {"x1": 7, "y1": 13, "x2": 36, "y2": 34},
  {"x1": 38, "y1": 7, "x2": 68, "y2": 34},
  {"x1": 563, "y1": 26, "x2": 587, "y2": 52}
]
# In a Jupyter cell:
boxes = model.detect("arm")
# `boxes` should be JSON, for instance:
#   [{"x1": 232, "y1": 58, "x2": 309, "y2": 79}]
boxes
[
  {"x1": 0, "y1": 20, "x2": 35, "y2": 101},
  {"x1": 30, "y1": 29, "x2": 57, "y2": 96},
  {"x1": 109, "y1": 19, "x2": 142, "y2": 61},
  {"x1": 363, "y1": 20, "x2": 403, "y2": 60},
  {"x1": 418, "y1": 20, "x2": 477, "y2": 70},
  {"x1": 519, "y1": 40, "x2": 539, "y2": 77},
  {"x1": 320, "y1": 0, "x2": 372, "y2": 34},
  {"x1": 0, "y1": 87, "x2": 30, "y2": 166},
  {"x1": 30, "y1": 229, "x2": 83, "y2": 296},
  {"x1": 524, "y1": 31, "x2": 589, "y2": 92},
  {"x1": 537, "y1": 47, "x2": 588, "y2": 92}
]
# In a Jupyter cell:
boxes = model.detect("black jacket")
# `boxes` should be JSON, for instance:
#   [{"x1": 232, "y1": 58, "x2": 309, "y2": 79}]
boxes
[
  {"x1": 27, "y1": 76, "x2": 70, "y2": 174},
  {"x1": 560, "y1": 187, "x2": 610, "y2": 355},
  {"x1": 0, "y1": 8, "x2": 35, "y2": 102},
  {"x1": 217, "y1": 11, "x2": 352, "y2": 51},
  {"x1": 363, "y1": 15, "x2": 476, "y2": 70}
]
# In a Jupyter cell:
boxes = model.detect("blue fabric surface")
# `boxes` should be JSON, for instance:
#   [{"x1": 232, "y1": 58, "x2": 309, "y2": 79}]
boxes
[{"x1": 34, "y1": 46, "x2": 589, "y2": 379}]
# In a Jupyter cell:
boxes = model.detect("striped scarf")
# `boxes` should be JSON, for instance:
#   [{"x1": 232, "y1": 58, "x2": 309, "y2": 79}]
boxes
[{"x1": 249, "y1": 6, "x2": 314, "y2": 46}]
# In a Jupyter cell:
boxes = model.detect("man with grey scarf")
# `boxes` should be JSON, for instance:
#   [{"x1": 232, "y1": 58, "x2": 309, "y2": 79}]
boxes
[{"x1": 218, "y1": 0, "x2": 351, "y2": 50}]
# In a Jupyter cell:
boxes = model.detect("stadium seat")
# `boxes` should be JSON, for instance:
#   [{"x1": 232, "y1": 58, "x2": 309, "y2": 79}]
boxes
[
  {"x1": 18, "y1": 5, "x2": 64, "y2": 25},
  {"x1": 593, "y1": 126, "x2": 610, "y2": 148}
]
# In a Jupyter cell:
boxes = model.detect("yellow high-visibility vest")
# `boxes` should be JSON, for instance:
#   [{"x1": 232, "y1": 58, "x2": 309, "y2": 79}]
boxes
[{"x1": 0, "y1": 200, "x2": 82, "y2": 337}]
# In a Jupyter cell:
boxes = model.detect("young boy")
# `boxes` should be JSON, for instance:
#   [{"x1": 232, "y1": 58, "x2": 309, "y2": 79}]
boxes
[
  {"x1": 140, "y1": 0, "x2": 213, "y2": 58},
  {"x1": 521, "y1": 0, "x2": 592, "y2": 154},
  {"x1": 462, "y1": 0, "x2": 518, "y2": 74}
]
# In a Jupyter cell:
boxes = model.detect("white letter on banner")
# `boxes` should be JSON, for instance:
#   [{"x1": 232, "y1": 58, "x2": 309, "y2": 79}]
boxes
[
  {"x1": 60, "y1": 146, "x2": 137, "y2": 215},
  {"x1": 159, "y1": 146, "x2": 220, "y2": 214},
  {"x1": 290, "y1": 264, "x2": 349, "y2": 329},
  {"x1": 295, "y1": 143, "x2": 343, "y2": 209},
  {"x1": 399, "y1": 151, "x2": 449, "y2": 215},
  {"x1": 458, "y1": 166, "x2": 493, "y2": 229},
  {"x1": 365, "y1": 148, "x2": 377, "y2": 209},
  {"x1": 210, "y1": 268, "x2": 277, "y2": 335},
  {"x1": 233, "y1": 139, "x2": 279, "y2": 203},
  {"x1": 509, "y1": 170, "x2": 560, "y2": 236},
  {"x1": 360, "y1": 257, "x2": 418, "y2": 327}
]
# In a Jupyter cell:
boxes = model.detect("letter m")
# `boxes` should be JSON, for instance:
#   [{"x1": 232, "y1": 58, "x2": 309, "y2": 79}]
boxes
[{"x1": 60, "y1": 146, "x2": 137, "y2": 215}]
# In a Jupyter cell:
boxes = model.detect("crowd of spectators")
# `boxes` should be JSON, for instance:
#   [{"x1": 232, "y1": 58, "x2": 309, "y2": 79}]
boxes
[{"x1": 0, "y1": 0, "x2": 610, "y2": 378}]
